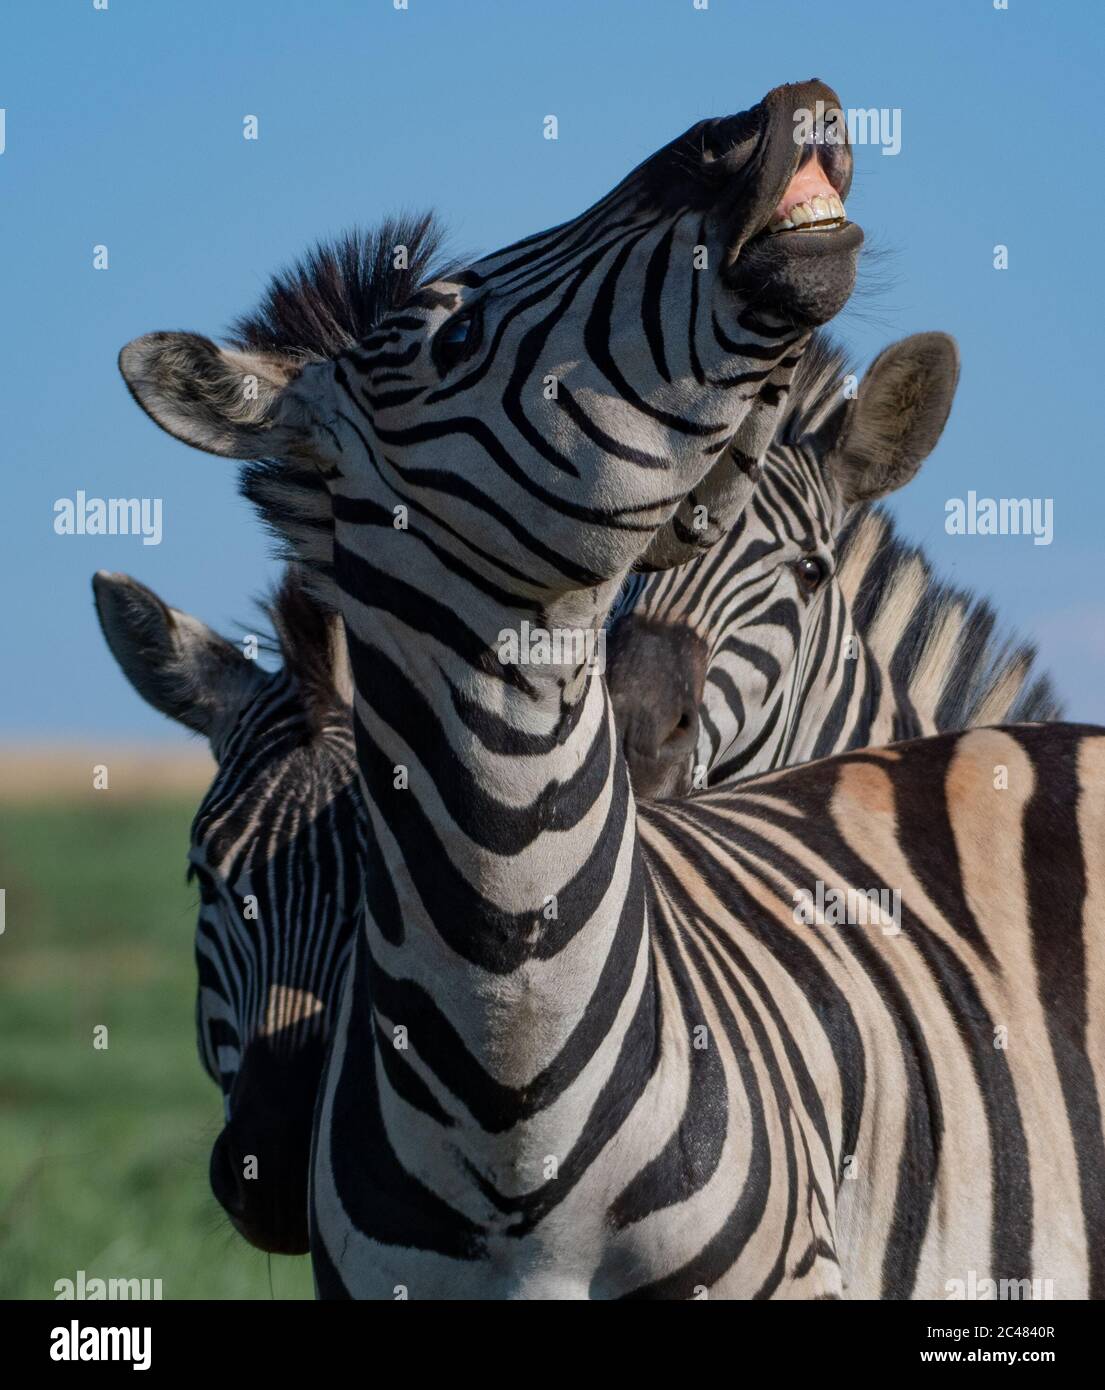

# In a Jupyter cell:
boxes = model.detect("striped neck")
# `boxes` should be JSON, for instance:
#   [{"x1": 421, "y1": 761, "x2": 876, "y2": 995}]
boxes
[{"x1": 333, "y1": 525, "x2": 657, "y2": 1175}]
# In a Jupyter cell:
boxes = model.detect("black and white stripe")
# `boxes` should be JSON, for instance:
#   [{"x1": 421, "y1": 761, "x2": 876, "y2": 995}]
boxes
[
  {"x1": 607, "y1": 332, "x2": 1059, "y2": 793},
  {"x1": 94, "y1": 569, "x2": 363, "y2": 1254},
  {"x1": 116, "y1": 80, "x2": 1103, "y2": 1300}
]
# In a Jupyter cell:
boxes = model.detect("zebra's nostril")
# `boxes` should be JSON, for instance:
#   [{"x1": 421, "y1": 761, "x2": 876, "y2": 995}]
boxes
[
  {"x1": 208, "y1": 1117, "x2": 313, "y2": 1256},
  {"x1": 662, "y1": 707, "x2": 697, "y2": 748},
  {"x1": 209, "y1": 1130, "x2": 246, "y2": 1220}
]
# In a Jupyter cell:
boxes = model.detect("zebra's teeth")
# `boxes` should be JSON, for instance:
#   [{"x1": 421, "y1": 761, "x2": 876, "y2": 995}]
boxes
[{"x1": 769, "y1": 193, "x2": 846, "y2": 233}]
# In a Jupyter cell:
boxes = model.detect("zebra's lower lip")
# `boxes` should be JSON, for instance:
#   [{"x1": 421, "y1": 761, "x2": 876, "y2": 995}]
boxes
[
  {"x1": 747, "y1": 214, "x2": 855, "y2": 248},
  {"x1": 728, "y1": 215, "x2": 863, "y2": 327}
]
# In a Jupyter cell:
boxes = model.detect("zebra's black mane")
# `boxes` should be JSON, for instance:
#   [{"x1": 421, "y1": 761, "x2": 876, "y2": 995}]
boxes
[
  {"x1": 237, "y1": 216, "x2": 453, "y2": 608},
  {"x1": 229, "y1": 213, "x2": 450, "y2": 362},
  {"x1": 262, "y1": 568, "x2": 350, "y2": 732},
  {"x1": 190, "y1": 570, "x2": 360, "y2": 876},
  {"x1": 841, "y1": 504, "x2": 1062, "y2": 726}
]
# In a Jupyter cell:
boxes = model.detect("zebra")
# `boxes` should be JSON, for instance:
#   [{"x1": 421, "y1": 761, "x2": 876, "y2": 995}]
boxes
[
  {"x1": 605, "y1": 331, "x2": 1061, "y2": 795},
  {"x1": 96, "y1": 355, "x2": 1064, "y2": 1268},
  {"x1": 92, "y1": 568, "x2": 363, "y2": 1254},
  {"x1": 93, "y1": 284, "x2": 1034, "y2": 1256},
  {"x1": 114, "y1": 80, "x2": 1104, "y2": 1299}
]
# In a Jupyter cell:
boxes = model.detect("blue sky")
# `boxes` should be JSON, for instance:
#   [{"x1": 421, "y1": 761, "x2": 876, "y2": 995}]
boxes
[{"x1": 2, "y1": 0, "x2": 1103, "y2": 742}]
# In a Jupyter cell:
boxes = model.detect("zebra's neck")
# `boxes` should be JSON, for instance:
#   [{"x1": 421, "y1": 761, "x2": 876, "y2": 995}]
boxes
[
  {"x1": 332, "y1": 525, "x2": 657, "y2": 1186},
  {"x1": 778, "y1": 597, "x2": 899, "y2": 767}
]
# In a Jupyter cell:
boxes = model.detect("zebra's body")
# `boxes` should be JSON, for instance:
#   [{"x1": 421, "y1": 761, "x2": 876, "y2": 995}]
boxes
[
  {"x1": 93, "y1": 333, "x2": 1052, "y2": 1261},
  {"x1": 608, "y1": 332, "x2": 1060, "y2": 795},
  {"x1": 304, "y1": 722, "x2": 1104, "y2": 1299},
  {"x1": 635, "y1": 722, "x2": 1105, "y2": 1299},
  {"x1": 93, "y1": 569, "x2": 362, "y2": 1254},
  {"x1": 98, "y1": 574, "x2": 1105, "y2": 1294},
  {"x1": 117, "y1": 80, "x2": 1104, "y2": 1300}
]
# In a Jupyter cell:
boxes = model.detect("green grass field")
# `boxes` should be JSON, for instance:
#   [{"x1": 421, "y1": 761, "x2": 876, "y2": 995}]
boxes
[{"x1": 0, "y1": 799, "x2": 314, "y2": 1300}]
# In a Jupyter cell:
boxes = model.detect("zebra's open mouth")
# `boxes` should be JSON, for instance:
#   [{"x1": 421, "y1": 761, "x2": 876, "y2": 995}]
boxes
[
  {"x1": 762, "y1": 138, "x2": 851, "y2": 237},
  {"x1": 768, "y1": 201, "x2": 847, "y2": 233},
  {"x1": 701, "y1": 84, "x2": 855, "y2": 250},
  {"x1": 766, "y1": 158, "x2": 847, "y2": 234}
]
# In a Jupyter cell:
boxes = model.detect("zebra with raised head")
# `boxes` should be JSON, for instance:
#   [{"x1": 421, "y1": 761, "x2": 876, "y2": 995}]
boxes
[
  {"x1": 115, "y1": 80, "x2": 1104, "y2": 1300},
  {"x1": 606, "y1": 331, "x2": 1061, "y2": 795},
  {"x1": 91, "y1": 267, "x2": 1051, "y2": 1259},
  {"x1": 93, "y1": 568, "x2": 362, "y2": 1255},
  {"x1": 91, "y1": 347, "x2": 1063, "y2": 1268}
]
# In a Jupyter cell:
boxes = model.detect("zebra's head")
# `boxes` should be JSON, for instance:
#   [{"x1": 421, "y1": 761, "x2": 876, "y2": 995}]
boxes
[
  {"x1": 605, "y1": 331, "x2": 962, "y2": 793},
  {"x1": 92, "y1": 569, "x2": 363, "y2": 1255},
  {"x1": 117, "y1": 82, "x2": 862, "y2": 603}
]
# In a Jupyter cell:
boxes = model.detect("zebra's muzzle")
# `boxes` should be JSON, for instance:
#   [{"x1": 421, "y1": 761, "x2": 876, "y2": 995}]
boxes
[
  {"x1": 714, "y1": 80, "x2": 864, "y2": 327},
  {"x1": 711, "y1": 80, "x2": 857, "y2": 249}
]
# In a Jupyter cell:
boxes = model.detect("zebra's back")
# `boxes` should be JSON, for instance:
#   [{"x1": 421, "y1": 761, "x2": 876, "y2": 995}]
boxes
[{"x1": 640, "y1": 720, "x2": 1105, "y2": 1299}]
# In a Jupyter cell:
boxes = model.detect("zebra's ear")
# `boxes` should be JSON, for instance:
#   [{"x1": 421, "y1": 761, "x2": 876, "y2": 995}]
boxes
[
  {"x1": 118, "y1": 332, "x2": 323, "y2": 461},
  {"x1": 820, "y1": 332, "x2": 960, "y2": 505},
  {"x1": 92, "y1": 571, "x2": 265, "y2": 742}
]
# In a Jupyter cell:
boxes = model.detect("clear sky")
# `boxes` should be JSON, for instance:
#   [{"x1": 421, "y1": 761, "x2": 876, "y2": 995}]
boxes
[{"x1": 2, "y1": 0, "x2": 1103, "y2": 744}]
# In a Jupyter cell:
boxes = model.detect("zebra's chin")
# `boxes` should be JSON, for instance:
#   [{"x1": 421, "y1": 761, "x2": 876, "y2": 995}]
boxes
[{"x1": 731, "y1": 217, "x2": 864, "y2": 329}]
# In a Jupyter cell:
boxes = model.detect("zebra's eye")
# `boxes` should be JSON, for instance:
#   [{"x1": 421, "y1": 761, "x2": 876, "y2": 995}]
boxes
[
  {"x1": 794, "y1": 555, "x2": 829, "y2": 591},
  {"x1": 435, "y1": 309, "x2": 481, "y2": 372}
]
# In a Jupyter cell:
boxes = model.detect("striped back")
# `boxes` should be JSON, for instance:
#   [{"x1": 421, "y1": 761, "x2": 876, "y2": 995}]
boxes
[{"x1": 606, "y1": 333, "x2": 1060, "y2": 793}]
